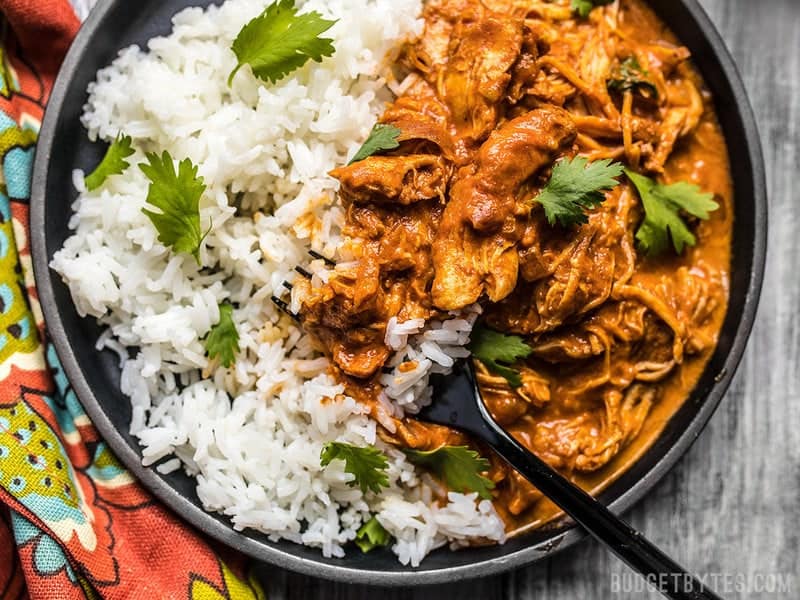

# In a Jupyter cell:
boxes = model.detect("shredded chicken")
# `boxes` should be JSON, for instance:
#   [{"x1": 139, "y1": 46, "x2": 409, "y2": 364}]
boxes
[
  {"x1": 432, "y1": 107, "x2": 576, "y2": 309},
  {"x1": 331, "y1": 155, "x2": 450, "y2": 206},
  {"x1": 298, "y1": 0, "x2": 731, "y2": 528}
]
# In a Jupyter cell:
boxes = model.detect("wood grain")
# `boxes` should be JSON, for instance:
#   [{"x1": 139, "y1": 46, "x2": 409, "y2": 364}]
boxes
[{"x1": 261, "y1": 1, "x2": 799, "y2": 597}]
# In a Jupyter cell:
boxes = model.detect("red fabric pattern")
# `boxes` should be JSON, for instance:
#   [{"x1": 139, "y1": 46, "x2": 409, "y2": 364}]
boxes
[
  {"x1": 0, "y1": 2, "x2": 263, "y2": 598},
  {"x1": 1, "y1": 0, "x2": 79, "y2": 86}
]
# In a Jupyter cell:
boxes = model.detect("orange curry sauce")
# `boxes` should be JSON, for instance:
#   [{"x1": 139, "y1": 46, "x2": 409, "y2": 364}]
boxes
[{"x1": 299, "y1": 0, "x2": 732, "y2": 536}]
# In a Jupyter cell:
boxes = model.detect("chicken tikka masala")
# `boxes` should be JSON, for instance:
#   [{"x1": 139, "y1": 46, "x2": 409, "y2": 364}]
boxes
[{"x1": 299, "y1": 0, "x2": 732, "y2": 535}]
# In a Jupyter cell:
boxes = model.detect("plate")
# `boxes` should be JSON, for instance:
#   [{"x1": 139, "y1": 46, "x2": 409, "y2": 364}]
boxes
[{"x1": 30, "y1": 0, "x2": 767, "y2": 585}]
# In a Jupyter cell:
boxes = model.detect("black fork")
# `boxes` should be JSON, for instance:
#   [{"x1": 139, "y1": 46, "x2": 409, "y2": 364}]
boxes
[
  {"x1": 272, "y1": 256, "x2": 722, "y2": 600},
  {"x1": 423, "y1": 361, "x2": 722, "y2": 600}
]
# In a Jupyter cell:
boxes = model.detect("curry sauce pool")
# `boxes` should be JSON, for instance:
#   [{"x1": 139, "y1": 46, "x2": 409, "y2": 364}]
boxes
[{"x1": 52, "y1": 0, "x2": 731, "y2": 565}]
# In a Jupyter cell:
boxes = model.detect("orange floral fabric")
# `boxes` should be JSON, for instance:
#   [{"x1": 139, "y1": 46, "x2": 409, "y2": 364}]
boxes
[{"x1": 0, "y1": 2, "x2": 262, "y2": 598}]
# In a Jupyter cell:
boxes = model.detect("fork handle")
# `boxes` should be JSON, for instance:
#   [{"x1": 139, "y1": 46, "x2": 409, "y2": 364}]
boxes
[
  {"x1": 436, "y1": 363, "x2": 722, "y2": 599},
  {"x1": 481, "y1": 422, "x2": 722, "y2": 599},
  {"x1": 481, "y1": 420, "x2": 720, "y2": 600}
]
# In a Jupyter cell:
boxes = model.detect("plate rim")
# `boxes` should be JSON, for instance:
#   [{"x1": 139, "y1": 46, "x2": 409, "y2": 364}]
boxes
[{"x1": 30, "y1": 0, "x2": 768, "y2": 586}]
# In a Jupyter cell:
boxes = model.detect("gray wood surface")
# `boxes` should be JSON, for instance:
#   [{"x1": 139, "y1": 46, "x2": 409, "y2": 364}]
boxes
[{"x1": 260, "y1": 0, "x2": 800, "y2": 598}]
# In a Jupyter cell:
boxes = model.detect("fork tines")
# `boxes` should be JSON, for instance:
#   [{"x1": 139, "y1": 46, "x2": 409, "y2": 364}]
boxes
[
  {"x1": 273, "y1": 252, "x2": 334, "y2": 322},
  {"x1": 271, "y1": 295, "x2": 300, "y2": 322},
  {"x1": 308, "y1": 249, "x2": 336, "y2": 267},
  {"x1": 294, "y1": 266, "x2": 313, "y2": 279}
]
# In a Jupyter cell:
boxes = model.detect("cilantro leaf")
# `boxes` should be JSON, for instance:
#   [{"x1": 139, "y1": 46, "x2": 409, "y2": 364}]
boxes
[
  {"x1": 571, "y1": 0, "x2": 613, "y2": 18},
  {"x1": 532, "y1": 157, "x2": 624, "y2": 228},
  {"x1": 204, "y1": 302, "x2": 240, "y2": 368},
  {"x1": 139, "y1": 151, "x2": 207, "y2": 263},
  {"x1": 608, "y1": 56, "x2": 658, "y2": 99},
  {"x1": 347, "y1": 124, "x2": 402, "y2": 165},
  {"x1": 355, "y1": 516, "x2": 392, "y2": 553},
  {"x1": 320, "y1": 442, "x2": 389, "y2": 494},
  {"x1": 468, "y1": 325, "x2": 533, "y2": 388},
  {"x1": 404, "y1": 446, "x2": 495, "y2": 500},
  {"x1": 625, "y1": 169, "x2": 719, "y2": 257},
  {"x1": 84, "y1": 134, "x2": 134, "y2": 191},
  {"x1": 228, "y1": 0, "x2": 337, "y2": 86}
]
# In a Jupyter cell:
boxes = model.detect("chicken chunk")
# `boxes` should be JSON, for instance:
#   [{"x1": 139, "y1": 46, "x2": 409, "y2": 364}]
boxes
[
  {"x1": 331, "y1": 155, "x2": 450, "y2": 206},
  {"x1": 431, "y1": 107, "x2": 576, "y2": 310},
  {"x1": 380, "y1": 89, "x2": 457, "y2": 160},
  {"x1": 510, "y1": 385, "x2": 653, "y2": 475},
  {"x1": 488, "y1": 185, "x2": 638, "y2": 335},
  {"x1": 645, "y1": 79, "x2": 704, "y2": 172},
  {"x1": 439, "y1": 16, "x2": 525, "y2": 143}
]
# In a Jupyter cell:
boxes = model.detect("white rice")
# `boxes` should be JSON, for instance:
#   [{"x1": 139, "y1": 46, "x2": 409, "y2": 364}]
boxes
[{"x1": 51, "y1": 0, "x2": 505, "y2": 565}]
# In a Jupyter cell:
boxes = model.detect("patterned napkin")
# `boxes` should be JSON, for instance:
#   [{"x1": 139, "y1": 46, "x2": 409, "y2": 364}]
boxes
[{"x1": 0, "y1": 2, "x2": 263, "y2": 598}]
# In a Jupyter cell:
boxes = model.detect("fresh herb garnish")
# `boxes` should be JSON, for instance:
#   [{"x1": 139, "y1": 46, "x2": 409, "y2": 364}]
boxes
[
  {"x1": 228, "y1": 0, "x2": 337, "y2": 86},
  {"x1": 355, "y1": 516, "x2": 392, "y2": 553},
  {"x1": 139, "y1": 151, "x2": 208, "y2": 263},
  {"x1": 571, "y1": 0, "x2": 614, "y2": 18},
  {"x1": 468, "y1": 325, "x2": 533, "y2": 388},
  {"x1": 320, "y1": 442, "x2": 389, "y2": 494},
  {"x1": 204, "y1": 302, "x2": 240, "y2": 368},
  {"x1": 532, "y1": 156, "x2": 624, "y2": 228},
  {"x1": 608, "y1": 56, "x2": 657, "y2": 98},
  {"x1": 84, "y1": 133, "x2": 134, "y2": 191},
  {"x1": 404, "y1": 446, "x2": 495, "y2": 500},
  {"x1": 347, "y1": 124, "x2": 402, "y2": 165},
  {"x1": 625, "y1": 169, "x2": 719, "y2": 257}
]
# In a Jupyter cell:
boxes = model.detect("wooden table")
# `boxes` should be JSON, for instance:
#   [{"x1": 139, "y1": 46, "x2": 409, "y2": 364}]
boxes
[{"x1": 261, "y1": 1, "x2": 799, "y2": 597}]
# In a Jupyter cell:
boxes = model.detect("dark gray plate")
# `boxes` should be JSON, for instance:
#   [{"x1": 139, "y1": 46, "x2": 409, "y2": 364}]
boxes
[{"x1": 30, "y1": 0, "x2": 767, "y2": 586}]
